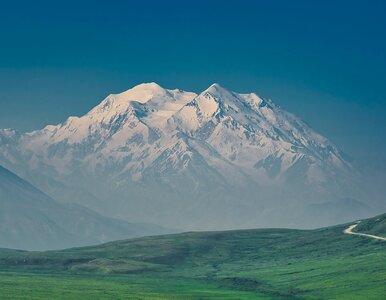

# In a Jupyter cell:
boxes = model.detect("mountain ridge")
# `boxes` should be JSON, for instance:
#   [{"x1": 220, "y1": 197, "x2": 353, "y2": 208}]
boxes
[
  {"x1": 0, "y1": 165, "x2": 173, "y2": 250},
  {"x1": 0, "y1": 83, "x2": 369, "y2": 229}
]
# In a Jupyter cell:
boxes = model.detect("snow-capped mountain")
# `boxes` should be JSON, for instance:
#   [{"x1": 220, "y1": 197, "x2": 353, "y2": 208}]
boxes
[{"x1": 0, "y1": 83, "x2": 362, "y2": 229}]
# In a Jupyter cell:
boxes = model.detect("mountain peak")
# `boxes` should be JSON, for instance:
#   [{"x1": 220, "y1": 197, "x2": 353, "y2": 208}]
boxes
[
  {"x1": 112, "y1": 82, "x2": 168, "y2": 104},
  {"x1": 201, "y1": 83, "x2": 236, "y2": 101},
  {"x1": 208, "y1": 82, "x2": 222, "y2": 89},
  {"x1": 133, "y1": 82, "x2": 164, "y2": 91},
  {"x1": 206, "y1": 82, "x2": 227, "y2": 93}
]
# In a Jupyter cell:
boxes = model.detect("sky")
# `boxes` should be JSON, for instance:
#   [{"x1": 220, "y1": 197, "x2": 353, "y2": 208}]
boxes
[{"x1": 0, "y1": 0, "x2": 385, "y2": 169}]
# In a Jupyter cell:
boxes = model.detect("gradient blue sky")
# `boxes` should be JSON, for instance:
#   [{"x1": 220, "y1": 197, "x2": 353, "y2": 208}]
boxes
[{"x1": 0, "y1": 0, "x2": 385, "y2": 168}]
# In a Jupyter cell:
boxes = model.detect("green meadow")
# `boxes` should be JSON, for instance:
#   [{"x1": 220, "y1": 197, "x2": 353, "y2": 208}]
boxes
[{"x1": 0, "y1": 214, "x2": 385, "y2": 299}]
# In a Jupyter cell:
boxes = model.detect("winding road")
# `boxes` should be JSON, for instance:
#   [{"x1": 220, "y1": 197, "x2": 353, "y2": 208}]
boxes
[{"x1": 343, "y1": 223, "x2": 386, "y2": 241}]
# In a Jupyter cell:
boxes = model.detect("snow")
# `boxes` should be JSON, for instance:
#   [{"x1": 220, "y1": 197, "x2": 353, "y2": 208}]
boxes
[
  {"x1": 195, "y1": 93, "x2": 219, "y2": 117},
  {"x1": 0, "y1": 82, "x2": 351, "y2": 185},
  {"x1": 0, "y1": 82, "x2": 360, "y2": 231},
  {"x1": 113, "y1": 82, "x2": 168, "y2": 104}
]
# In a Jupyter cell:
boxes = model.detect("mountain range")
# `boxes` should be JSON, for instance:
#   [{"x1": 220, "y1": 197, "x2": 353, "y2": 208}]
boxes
[{"x1": 0, "y1": 83, "x2": 379, "y2": 230}]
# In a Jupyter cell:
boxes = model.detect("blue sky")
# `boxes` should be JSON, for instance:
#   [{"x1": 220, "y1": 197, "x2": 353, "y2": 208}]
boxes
[{"x1": 0, "y1": 0, "x2": 385, "y2": 168}]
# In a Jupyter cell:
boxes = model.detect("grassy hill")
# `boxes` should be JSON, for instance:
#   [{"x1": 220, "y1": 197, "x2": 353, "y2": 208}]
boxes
[
  {"x1": 355, "y1": 213, "x2": 386, "y2": 237},
  {"x1": 0, "y1": 214, "x2": 385, "y2": 299}
]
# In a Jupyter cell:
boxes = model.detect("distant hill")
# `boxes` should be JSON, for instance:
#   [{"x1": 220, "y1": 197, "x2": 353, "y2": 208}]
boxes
[
  {"x1": 0, "y1": 166, "x2": 172, "y2": 250},
  {"x1": 296, "y1": 197, "x2": 376, "y2": 228}
]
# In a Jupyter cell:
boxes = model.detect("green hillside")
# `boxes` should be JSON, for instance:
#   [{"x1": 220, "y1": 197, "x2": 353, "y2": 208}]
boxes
[
  {"x1": 0, "y1": 215, "x2": 385, "y2": 299},
  {"x1": 355, "y1": 213, "x2": 386, "y2": 237}
]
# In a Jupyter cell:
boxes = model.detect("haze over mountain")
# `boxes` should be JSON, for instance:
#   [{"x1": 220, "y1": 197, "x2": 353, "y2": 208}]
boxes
[
  {"x1": 0, "y1": 166, "x2": 171, "y2": 250},
  {"x1": 0, "y1": 83, "x2": 380, "y2": 230}
]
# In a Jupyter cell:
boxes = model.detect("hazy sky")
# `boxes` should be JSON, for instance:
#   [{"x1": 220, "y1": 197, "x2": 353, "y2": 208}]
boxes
[{"x1": 0, "y1": 0, "x2": 385, "y2": 168}]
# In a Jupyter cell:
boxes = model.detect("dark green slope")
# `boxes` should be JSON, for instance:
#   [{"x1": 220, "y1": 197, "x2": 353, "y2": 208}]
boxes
[
  {"x1": 0, "y1": 214, "x2": 385, "y2": 299},
  {"x1": 355, "y1": 213, "x2": 386, "y2": 236}
]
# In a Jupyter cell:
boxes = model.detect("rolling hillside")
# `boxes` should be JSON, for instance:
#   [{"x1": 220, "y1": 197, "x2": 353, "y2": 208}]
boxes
[
  {"x1": 0, "y1": 214, "x2": 385, "y2": 299},
  {"x1": 355, "y1": 213, "x2": 386, "y2": 236}
]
